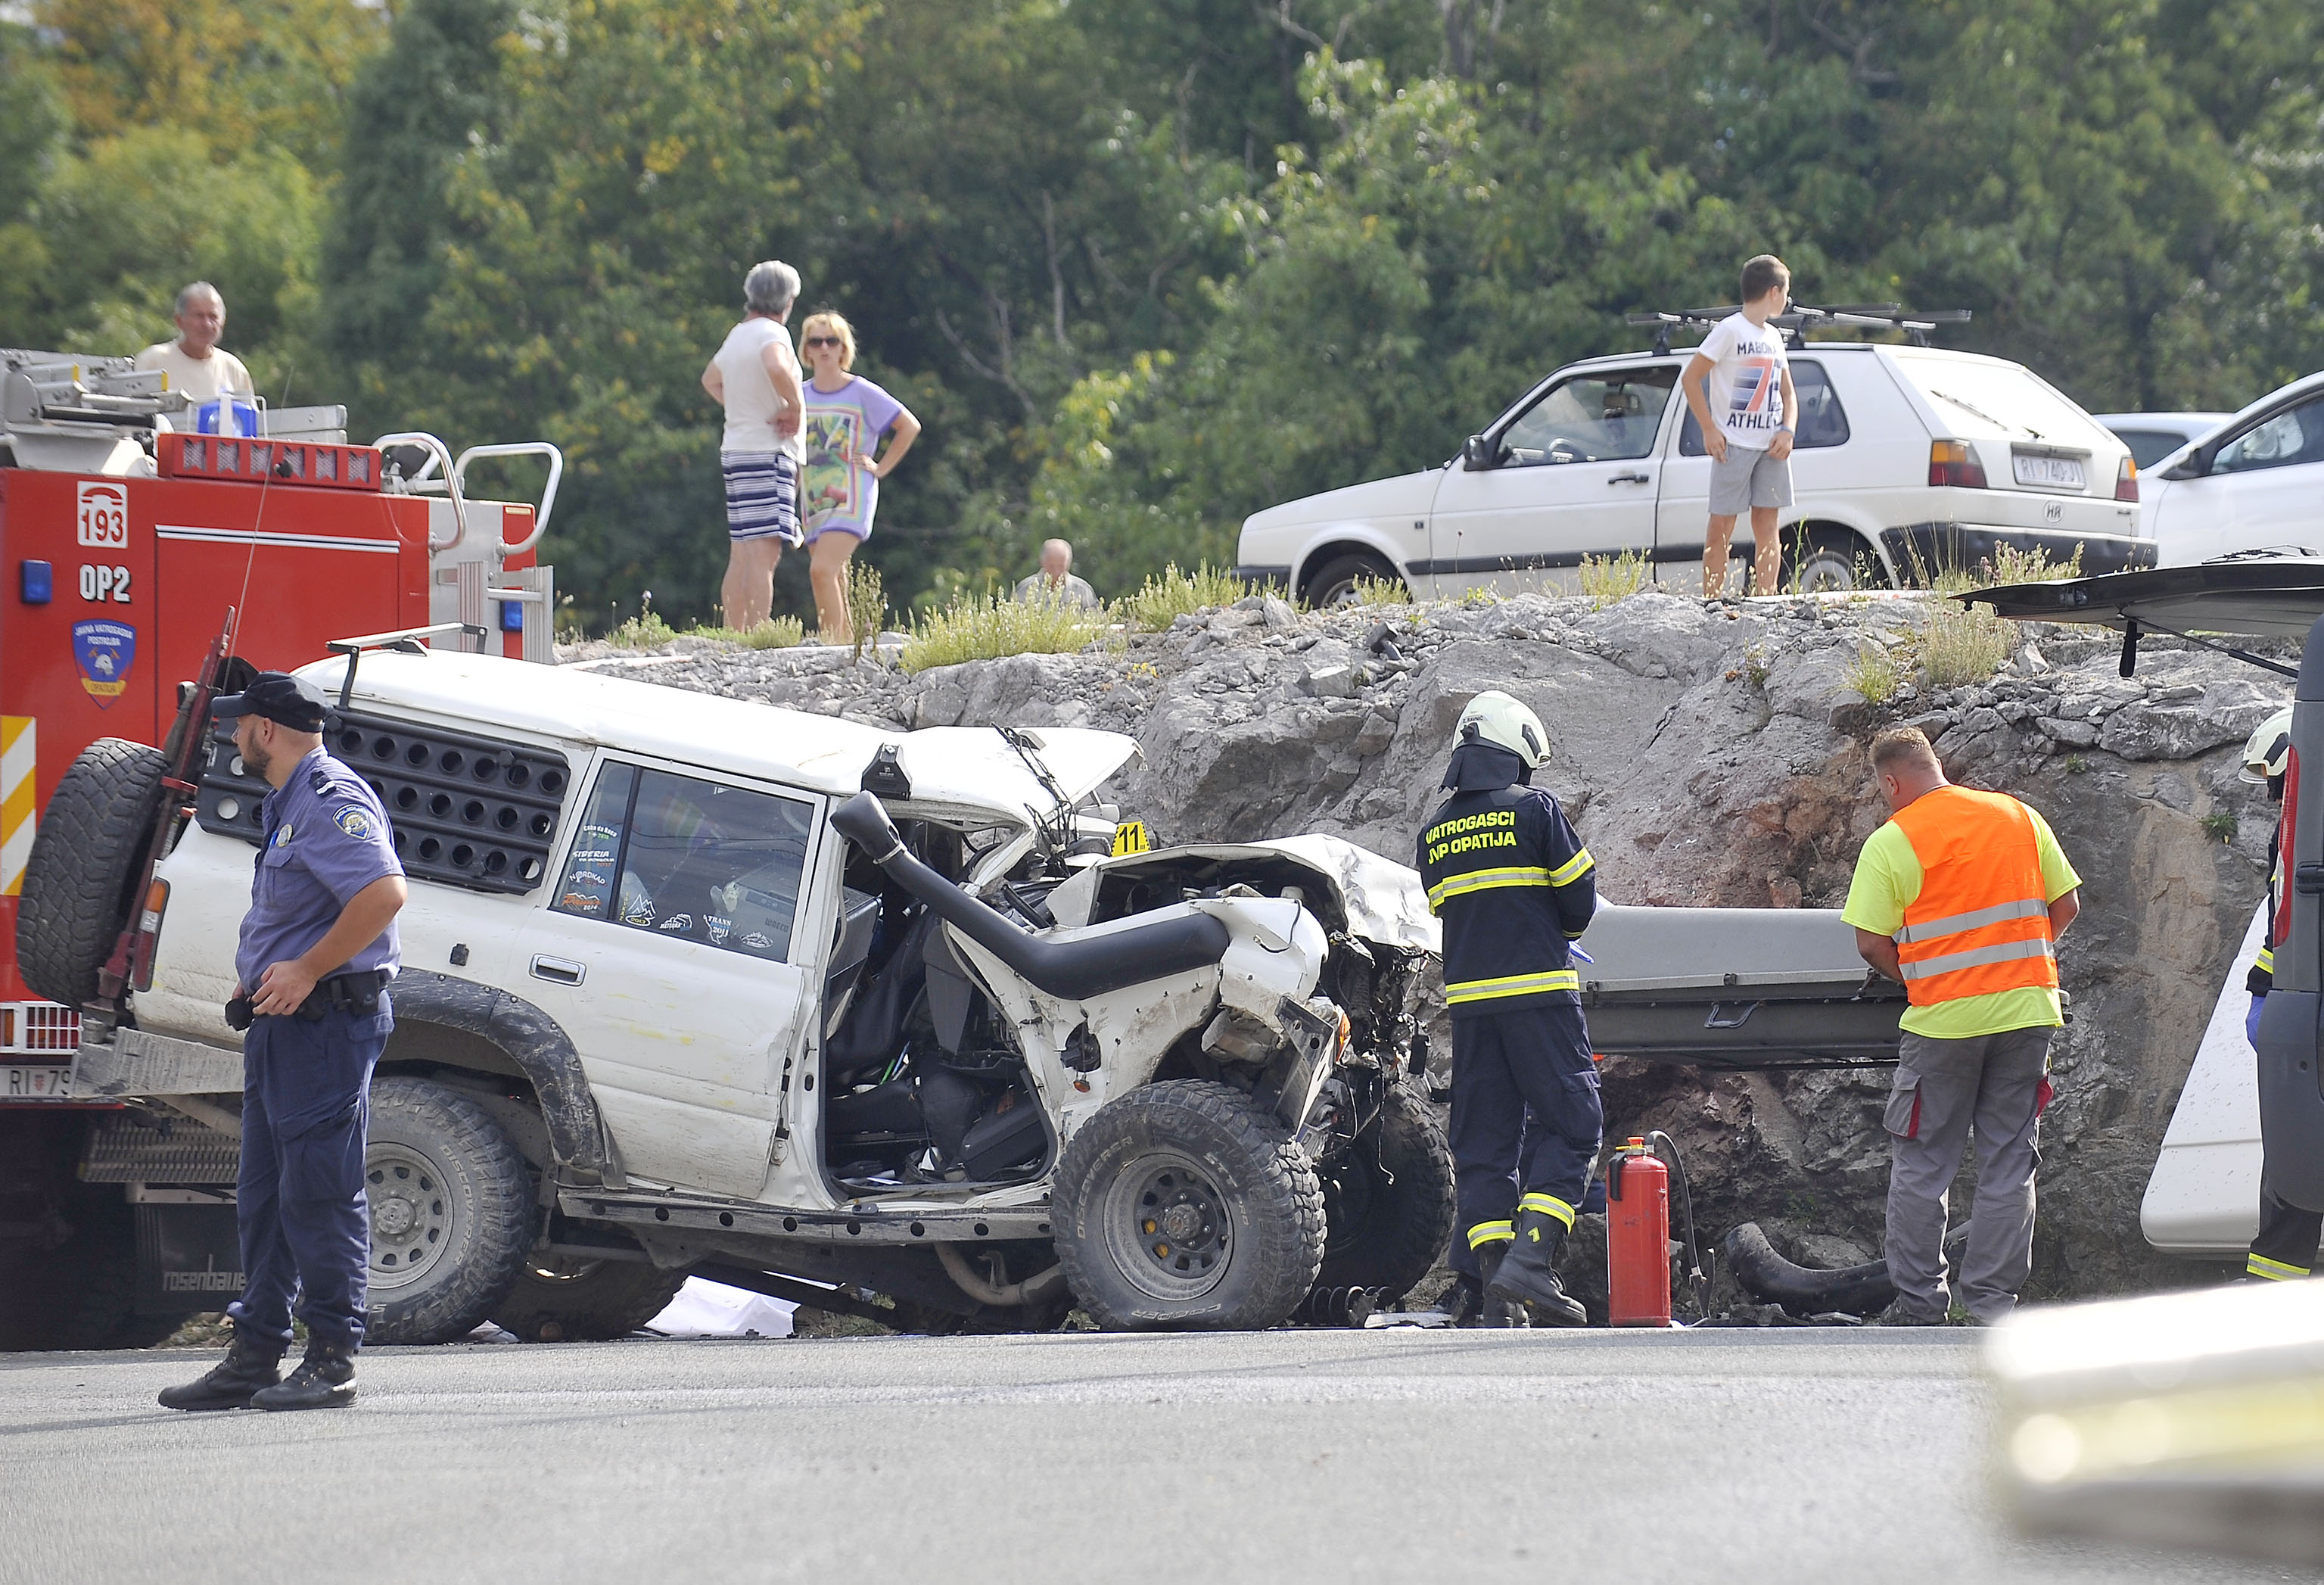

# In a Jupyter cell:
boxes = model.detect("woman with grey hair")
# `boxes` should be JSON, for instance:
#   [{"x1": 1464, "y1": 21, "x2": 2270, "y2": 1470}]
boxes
[{"x1": 700, "y1": 260, "x2": 806, "y2": 630}]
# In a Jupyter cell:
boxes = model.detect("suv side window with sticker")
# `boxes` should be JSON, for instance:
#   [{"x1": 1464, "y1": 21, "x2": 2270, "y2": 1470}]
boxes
[
  {"x1": 1681, "y1": 360, "x2": 1850, "y2": 455},
  {"x1": 552, "y1": 763, "x2": 814, "y2": 961}
]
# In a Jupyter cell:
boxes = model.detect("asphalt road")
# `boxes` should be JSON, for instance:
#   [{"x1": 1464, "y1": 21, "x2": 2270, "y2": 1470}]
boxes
[{"x1": 1, "y1": 1328, "x2": 2310, "y2": 1585}]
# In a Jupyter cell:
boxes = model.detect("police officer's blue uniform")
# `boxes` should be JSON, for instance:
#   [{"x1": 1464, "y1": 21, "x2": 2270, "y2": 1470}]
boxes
[
  {"x1": 1418, "y1": 740, "x2": 1600, "y2": 1324},
  {"x1": 228, "y1": 742, "x2": 401, "y2": 1353},
  {"x1": 160, "y1": 671, "x2": 402, "y2": 1412}
]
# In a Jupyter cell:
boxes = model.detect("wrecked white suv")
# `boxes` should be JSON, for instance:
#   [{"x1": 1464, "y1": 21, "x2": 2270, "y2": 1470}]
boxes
[{"x1": 36, "y1": 641, "x2": 1453, "y2": 1340}]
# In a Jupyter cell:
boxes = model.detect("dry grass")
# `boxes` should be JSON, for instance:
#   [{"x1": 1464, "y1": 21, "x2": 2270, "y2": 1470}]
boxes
[
  {"x1": 838, "y1": 561, "x2": 887, "y2": 660},
  {"x1": 899, "y1": 592, "x2": 1106, "y2": 674},
  {"x1": 608, "y1": 596, "x2": 677, "y2": 649},
  {"x1": 1919, "y1": 599, "x2": 2017, "y2": 687},
  {"x1": 689, "y1": 615, "x2": 808, "y2": 649},
  {"x1": 1842, "y1": 640, "x2": 1908, "y2": 703},
  {"x1": 1578, "y1": 549, "x2": 1651, "y2": 606},
  {"x1": 1115, "y1": 564, "x2": 1249, "y2": 632},
  {"x1": 1348, "y1": 575, "x2": 1412, "y2": 607}
]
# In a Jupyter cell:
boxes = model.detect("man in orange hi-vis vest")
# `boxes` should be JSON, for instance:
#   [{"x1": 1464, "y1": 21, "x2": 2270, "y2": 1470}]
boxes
[{"x1": 1843, "y1": 727, "x2": 2082, "y2": 1325}]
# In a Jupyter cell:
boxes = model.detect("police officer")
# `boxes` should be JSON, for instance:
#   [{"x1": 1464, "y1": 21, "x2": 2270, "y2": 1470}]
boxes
[
  {"x1": 1418, "y1": 692, "x2": 1599, "y2": 1327},
  {"x1": 2238, "y1": 708, "x2": 2324, "y2": 1283},
  {"x1": 160, "y1": 672, "x2": 406, "y2": 1412}
]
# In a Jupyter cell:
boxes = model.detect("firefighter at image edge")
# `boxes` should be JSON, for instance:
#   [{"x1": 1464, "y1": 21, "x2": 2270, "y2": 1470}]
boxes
[
  {"x1": 158, "y1": 672, "x2": 407, "y2": 1413},
  {"x1": 1418, "y1": 691, "x2": 1600, "y2": 1328},
  {"x1": 2238, "y1": 706, "x2": 2324, "y2": 1283}
]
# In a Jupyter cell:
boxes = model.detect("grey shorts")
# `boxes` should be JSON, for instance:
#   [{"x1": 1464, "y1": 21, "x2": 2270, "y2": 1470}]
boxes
[{"x1": 1710, "y1": 445, "x2": 1794, "y2": 515}]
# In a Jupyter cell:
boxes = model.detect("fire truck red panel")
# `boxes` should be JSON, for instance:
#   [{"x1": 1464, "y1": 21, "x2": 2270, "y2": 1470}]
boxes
[{"x1": 0, "y1": 467, "x2": 431, "y2": 1000}]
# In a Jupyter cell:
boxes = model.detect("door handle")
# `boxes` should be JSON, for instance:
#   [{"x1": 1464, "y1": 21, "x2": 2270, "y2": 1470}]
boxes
[
  {"x1": 530, "y1": 954, "x2": 585, "y2": 986},
  {"x1": 1607, "y1": 472, "x2": 1651, "y2": 485}
]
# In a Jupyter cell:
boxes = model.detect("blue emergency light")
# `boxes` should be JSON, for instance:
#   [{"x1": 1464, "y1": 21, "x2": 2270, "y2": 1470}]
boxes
[
  {"x1": 499, "y1": 600, "x2": 525, "y2": 633},
  {"x1": 19, "y1": 560, "x2": 51, "y2": 604}
]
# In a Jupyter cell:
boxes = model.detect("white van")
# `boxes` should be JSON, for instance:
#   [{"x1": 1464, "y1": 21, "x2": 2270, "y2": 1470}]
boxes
[{"x1": 1236, "y1": 337, "x2": 2145, "y2": 604}]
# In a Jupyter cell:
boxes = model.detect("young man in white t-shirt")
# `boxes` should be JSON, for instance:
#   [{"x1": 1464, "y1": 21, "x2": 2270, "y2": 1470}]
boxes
[
  {"x1": 134, "y1": 282, "x2": 255, "y2": 402},
  {"x1": 1680, "y1": 255, "x2": 1799, "y2": 598}
]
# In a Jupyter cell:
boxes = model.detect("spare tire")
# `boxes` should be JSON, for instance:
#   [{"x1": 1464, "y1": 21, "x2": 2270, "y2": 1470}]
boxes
[{"x1": 17, "y1": 738, "x2": 170, "y2": 1007}]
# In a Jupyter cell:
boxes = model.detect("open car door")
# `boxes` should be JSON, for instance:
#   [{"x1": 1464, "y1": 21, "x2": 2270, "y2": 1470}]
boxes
[{"x1": 1971, "y1": 557, "x2": 2324, "y2": 1212}]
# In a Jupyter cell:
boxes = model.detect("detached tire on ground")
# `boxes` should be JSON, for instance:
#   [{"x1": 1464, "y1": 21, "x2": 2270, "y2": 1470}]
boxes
[
  {"x1": 365, "y1": 1077, "x2": 534, "y2": 1345},
  {"x1": 1051, "y1": 1079, "x2": 1326, "y2": 1331},
  {"x1": 17, "y1": 738, "x2": 169, "y2": 1007},
  {"x1": 1311, "y1": 1082, "x2": 1458, "y2": 1302},
  {"x1": 490, "y1": 1256, "x2": 686, "y2": 1343}
]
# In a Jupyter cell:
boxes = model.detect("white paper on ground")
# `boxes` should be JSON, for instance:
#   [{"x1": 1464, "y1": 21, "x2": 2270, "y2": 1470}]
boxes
[{"x1": 643, "y1": 1277, "x2": 800, "y2": 1339}]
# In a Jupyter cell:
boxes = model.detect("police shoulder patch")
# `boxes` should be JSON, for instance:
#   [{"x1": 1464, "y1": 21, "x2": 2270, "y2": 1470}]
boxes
[{"x1": 334, "y1": 805, "x2": 375, "y2": 839}]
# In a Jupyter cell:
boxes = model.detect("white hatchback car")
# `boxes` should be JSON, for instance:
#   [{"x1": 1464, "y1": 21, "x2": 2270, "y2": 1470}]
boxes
[
  {"x1": 1236, "y1": 340, "x2": 2145, "y2": 602},
  {"x1": 2092, "y1": 410, "x2": 2230, "y2": 472},
  {"x1": 2141, "y1": 372, "x2": 2324, "y2": 566}
]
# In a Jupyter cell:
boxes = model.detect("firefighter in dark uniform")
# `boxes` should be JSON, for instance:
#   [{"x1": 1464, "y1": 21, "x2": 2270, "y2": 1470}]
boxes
[
  {"x1": 160, "y1": 672, "x2": 406, "y2": 1412},
  {"x1": 1419, "y1": 692, "x2": 1599, "y2": 1328},
  {"x1": 2238, "y1": 708, "x2": 2324, "y2": 1283}
]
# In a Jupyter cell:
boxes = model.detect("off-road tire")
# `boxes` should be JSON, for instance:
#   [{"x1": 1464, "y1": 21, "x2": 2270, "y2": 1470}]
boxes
[
  {"x1": 364, "y1": 1077, "x2": 533, "y2": 1345},
  {"x1": 1051, "y1": 1079, "x2": 1326, "y2": 1331},
  {"x1": 1311, "y1": 1082, "x2": 1458, "y2": 1302},
  {"x1": 491, "y1": 1257, "x2": 687, "y2": 1343},
  {"x1": 1302, "y1": 551, "x2": 1401, "y2": 610},
  {"x1": 17, "y1": 738, "x2": 169, "y2": 1008}
]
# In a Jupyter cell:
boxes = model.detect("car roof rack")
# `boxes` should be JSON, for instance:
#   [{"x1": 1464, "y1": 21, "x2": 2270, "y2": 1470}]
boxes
[
  {"x1": 1624, "y1": 304, "x2": 1972, "y2": 355},
  {"x1": 325, "y1": 621, "x2": 490, "y2": 707}
]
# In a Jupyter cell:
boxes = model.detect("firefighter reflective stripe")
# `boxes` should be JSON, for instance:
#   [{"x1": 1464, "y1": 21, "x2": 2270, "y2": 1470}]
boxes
[
  {"x1": 2256, "y1": 945, "x2": 2276, "y2": 973},
  {"x1": 1893, "y1": 897, "x2": 2049, "y2": 945},
  {"x1": 1896, "y1": 937, "x2": 2056, "y2": 982},
  {"x1": 2247, "y1": 1251, "x2": 2310, "y2": 1281},
  {"x1": 1, "y1": 717, "x2": 33, "y2": 898},
  {"x1": 1520, "y1": 1191, "x2": 1577, "y2": 1230},
  {"x1": 1547, "y1": 848, "x2": 1594, "y2": 888},
  {"x1": 1446, "y1": 969, "x2": 1582, "y2": 1006},
  {"x1": 1467, "y1": 1219, "x2": 1515, "y2": 1249},
  {"x1": 1427, "y1": 865, "x2": 1551, "y2": 911}
]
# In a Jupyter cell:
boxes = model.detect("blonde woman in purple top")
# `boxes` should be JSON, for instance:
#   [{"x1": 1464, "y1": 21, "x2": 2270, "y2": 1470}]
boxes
[{"x1": 799, "y1": 311, "x2": 921, "y2": 640}]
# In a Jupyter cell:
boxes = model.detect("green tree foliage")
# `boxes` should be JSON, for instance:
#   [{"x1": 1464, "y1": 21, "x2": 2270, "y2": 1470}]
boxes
[{"x1": 4, "y1": 0, "x2": 2321, "y2": 627}]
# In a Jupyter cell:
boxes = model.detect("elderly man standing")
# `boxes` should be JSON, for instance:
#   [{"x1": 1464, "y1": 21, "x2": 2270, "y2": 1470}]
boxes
[
  {"x1": 135, "y1": 282, "x2": 255, "y2": 402},
  {"x1": 1013, "y1": 539, "x2": 1100, "y2": 611},
  {"x1": 1844, "y1": 727, "x2": 2080, "y2": 1325}
]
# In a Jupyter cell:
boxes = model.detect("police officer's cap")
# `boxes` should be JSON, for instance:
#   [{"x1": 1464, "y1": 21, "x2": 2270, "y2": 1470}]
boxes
[{"x1": 212, "y1": 671, "x2": 328, "y2": 733}]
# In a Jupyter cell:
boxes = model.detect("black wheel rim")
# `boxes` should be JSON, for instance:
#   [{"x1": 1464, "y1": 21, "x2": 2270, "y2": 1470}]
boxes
[{"x1": 1101, "y1": 1150, "x2": 1234, "y2": 1302}]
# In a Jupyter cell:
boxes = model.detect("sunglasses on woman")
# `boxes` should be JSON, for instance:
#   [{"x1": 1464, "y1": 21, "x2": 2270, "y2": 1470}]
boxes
[{"x1": 804, "y1": 336, "x2": 843, "y2": 348}]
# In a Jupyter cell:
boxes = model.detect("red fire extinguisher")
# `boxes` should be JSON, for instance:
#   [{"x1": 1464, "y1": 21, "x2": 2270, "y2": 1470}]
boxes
[{"x1": 1606, "y1": 1136, "x2": 1672, "y2": 1328}]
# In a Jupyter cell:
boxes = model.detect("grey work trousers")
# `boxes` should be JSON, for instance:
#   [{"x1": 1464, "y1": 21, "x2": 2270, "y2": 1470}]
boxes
[{"x1": 1883, "y1": 1025, "x2": 2053, "y2": 1323}]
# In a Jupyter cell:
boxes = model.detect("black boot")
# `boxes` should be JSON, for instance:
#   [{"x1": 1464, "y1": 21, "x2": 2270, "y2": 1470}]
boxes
[
  {"x1": 250, "y1": 1340, "x2": 358, "y2": 1411},
  {"x1": 157, "y1": 1331, "x2": 285, "y2": 1412},
  {"x1": 1473, "y1": 1245, "x2": 1532, "y2": 1329},
  {"x1": 1489, "y1": 1208, "x2": 1588, "y2": 1327}
]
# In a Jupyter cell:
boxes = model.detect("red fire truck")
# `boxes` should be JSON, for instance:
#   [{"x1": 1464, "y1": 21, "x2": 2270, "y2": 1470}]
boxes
[{"x1": 0, "y1": 348, "x2": 560, "y2": 1347}]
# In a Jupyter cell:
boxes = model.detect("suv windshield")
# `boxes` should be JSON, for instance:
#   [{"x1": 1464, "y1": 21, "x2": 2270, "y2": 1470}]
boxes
[
  {"x1": 1899, "y1": 357, "x2": 2101, "y2": 446},
  {"x1": 554, "y1": 762, "x2": 814, "y2": 961}
]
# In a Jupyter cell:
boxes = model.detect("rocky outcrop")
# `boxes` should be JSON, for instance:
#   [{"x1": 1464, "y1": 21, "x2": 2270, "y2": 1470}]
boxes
[{"x1": 565, "y1": 587, "x2": 2285, "y2": 1301}]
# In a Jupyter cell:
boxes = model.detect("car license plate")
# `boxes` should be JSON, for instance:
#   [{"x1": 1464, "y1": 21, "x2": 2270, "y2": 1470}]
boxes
[
  {"x1": 2012, "y1": 452, "x2": 2086, "y2": 490},
  {"x1": 1, "y1": 1064, "x2": 73, "y2": 1100}
]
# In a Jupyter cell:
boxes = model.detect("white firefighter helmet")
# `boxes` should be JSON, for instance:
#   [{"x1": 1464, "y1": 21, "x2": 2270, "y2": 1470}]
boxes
[
  {"x1": 1456, "y1": 690, "x2": 1548, "y2": 768},
  {"x1": 2242, "y1": 705, "x2": 2294, "y2": 783}
]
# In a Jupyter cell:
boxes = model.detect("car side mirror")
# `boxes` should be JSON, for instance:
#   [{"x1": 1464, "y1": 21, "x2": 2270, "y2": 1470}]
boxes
[
  {"x1": 2160, "y1": 447, "x2": 2213, "y2": 481},
  {"x1": 1461, "y1": 434, "x2": 1497, "y2": 471}
]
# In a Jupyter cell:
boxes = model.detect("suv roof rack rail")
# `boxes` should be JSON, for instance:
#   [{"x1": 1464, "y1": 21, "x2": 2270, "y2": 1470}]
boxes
[
  {"x1": 325, "y1": 621, "x2": 489, "y2": 706},
  {"x1": 1624, "y1": 304, "x2": 1972, "y2": 354}
]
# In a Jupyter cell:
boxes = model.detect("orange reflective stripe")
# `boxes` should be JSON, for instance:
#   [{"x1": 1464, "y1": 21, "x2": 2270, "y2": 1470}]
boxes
[{"x1": 1888, "y1": 786, "x2": 2058, "y2": 1007}]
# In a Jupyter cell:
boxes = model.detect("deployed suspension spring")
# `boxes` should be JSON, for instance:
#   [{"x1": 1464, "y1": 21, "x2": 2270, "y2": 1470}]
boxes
[{"x1": 1297, "y1": 1286, "x2": 1385, "y2": 1328}]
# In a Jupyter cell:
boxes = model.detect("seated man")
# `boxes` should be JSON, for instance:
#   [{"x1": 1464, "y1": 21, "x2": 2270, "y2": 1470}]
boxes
[
  {"x1": 135, "y1": 282, "x2": 255, "y2": 403},
  {"x1": 1012, "y1": 539, "x2": 1100, "y2": 611}
]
